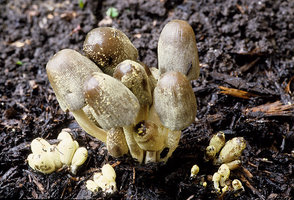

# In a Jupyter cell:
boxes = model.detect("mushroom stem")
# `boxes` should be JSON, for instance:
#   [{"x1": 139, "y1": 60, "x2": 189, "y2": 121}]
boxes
[
  {"x1": 72, "y1": 109, "x2": 107, "y2": 142},
  {"x1": 123, "y1": 126, "x2": 144, "y2": 163},
  {"x1": 148, "y1": 105, "x2": 180, "y2": 162},
  {"x1": 135, "y1": 105, "x2": 149, "y2": 124},
  {"x1": 145, "y1": 151, "x2": 156, "y2": 163},
  {"x1": 157, "y1": 128, "x2": 181, "y2": 162}
]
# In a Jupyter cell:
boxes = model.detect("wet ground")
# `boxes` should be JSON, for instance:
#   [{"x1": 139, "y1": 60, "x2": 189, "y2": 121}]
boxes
[{"x1": 1, "y1": 0, "x2": 294, "y2": 199}]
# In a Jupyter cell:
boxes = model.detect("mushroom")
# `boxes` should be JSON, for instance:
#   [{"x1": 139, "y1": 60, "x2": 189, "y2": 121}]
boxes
[
  {"x1": 57, "y1": 131, "x2": 79, "y2": 166},
  {"x1": 83, "y1": 27, "x2": 138, "y2": 76},
  {"x1": 86, "y1": 180, "x2": 99, "y2": 193},
  {"x1": 28, "y1": 138, "x2": 58, "y2": 174},
  {"x1": 106, "y1": 127, "x2": 129, "y2": 158},
  {"x1": 232, "y1": 179, "x2": 244, "y2": 192},
  {"x1": 190, "y1": 164, "x2": 200, "y2": 178},
  {"x1": 158, "y1": 20, "x2": 200, "y2": 80},
  {"x1": 153, "y1": 71, "x2": 197, "y2": 131},
  {"x1": 113, "y1": 60, "x2": 152, "y2": 108},
  {"x1": 71, "y1": 147, "x2": 88, "y2": 174},
  {"x1": 86, "y1": 164, "x2": 117, "y2": 194},
  {"x1": 114, "y1": 60, "x2": 161, "y2": 162},
  {"x1": 214, "y1": 137, "x2": 246, "y2": 165},
  {"x1": 212, "y1": 171, "x2": 221, "y2": 193},
  {"x1": 113, "y1": 60, "x2": 153, "y2": 122},
  {"x1": 212, "y1": 164, "x2": 230, "y2": 193},
  {"x1": 205, "y1": 131, "x2": 226, "y2": 161},
  {"x1": 84, "y1": 72, "x2": 140, "y2": 129},
  {"x1": 30, "y1": 137, "x2": 51, "y2": 154},
  {"x1": 83, "y1": 72, "x2": 143, "y2": 162},
  {"x1": 27, "y1": 153, "x2": 56, "y2": 174},
  {"x1": 46, "y1": 49, "x2": 107, "y2": 142},
  {"x1": 218, "y1": 164, "x2": 230, "y2": 187}
]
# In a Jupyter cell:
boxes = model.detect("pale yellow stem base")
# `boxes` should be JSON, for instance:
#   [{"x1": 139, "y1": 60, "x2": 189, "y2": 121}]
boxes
[{"x1": 72, "y1": 109, "x2": 107, "y2": 142}]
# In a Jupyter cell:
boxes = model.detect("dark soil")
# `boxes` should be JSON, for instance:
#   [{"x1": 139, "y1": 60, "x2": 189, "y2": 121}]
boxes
[{"x1": 1, "y1": 0, "x2": 294, "y2": 199}]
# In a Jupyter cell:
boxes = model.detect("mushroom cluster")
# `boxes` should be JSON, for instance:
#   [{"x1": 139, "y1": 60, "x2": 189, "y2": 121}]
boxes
[
  {"x1": 46, "y1": 20, "x2": 199, "y2": 163},
  {"x1": 27, "y1": 129, "x2": 88, "y2": 174},
  {"x1": 204, "y1": 132, "x2": 246, "y2": 193},
  {"x1": 86, "y1": 164, "x2": 117, "y2": 194}
]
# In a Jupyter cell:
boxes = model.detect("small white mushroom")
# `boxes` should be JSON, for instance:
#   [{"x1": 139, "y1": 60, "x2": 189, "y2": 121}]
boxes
[
  {"x1": 232, "y1": 179, "x2": 244, "y2": 192},
  {"x1": 215, "y1": 137, "x2": 246, "y2": 165},
  {"x1": 88, "y1": 164, "x2": 117, "y2": 194},
  {"x1": 101, "y1": 164, "x2": 116, "y2": 181},
  {"x1": 86, "y1": 180, "x2": 99, "y2": 192},
  {"x1": 57, "y1": 136, "x2": 79, "y2": 166},
  {"x1": 70, "y1": 147, "x2": 88, "y2": 174},
  {"x1": 190, "y1": 164, "x2": 200, "y2": 178},
  {"x1": 212, "y1": 172, "x2": 221, "y2": 193},
  {"x1": 30, "y1": 138, "x2": 51, "y2": 154},
  {"x1": 218, "y1": 164, "x2": 230, "y2": 187},
  {"x1": 27, "y1": 153, "x2": 56, "y2": 174},
  {"x1": 28, "y1": 138, "x2": 61, "y2": 174},
  {"x1": 206, "y1": 132, "x2": 226, "y2": 161}
]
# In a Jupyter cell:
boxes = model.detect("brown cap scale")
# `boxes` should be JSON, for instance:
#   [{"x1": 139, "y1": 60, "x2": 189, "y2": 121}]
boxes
[
  {"x1": 46, "y1": 49, "x2": 107, "y2": 142},
  {"x1": 158, "y1": 20, "x2": 200, "y2": 80},
  {"x1": 84, "y1": 72, "x2": 140, "y2": 130},
  {"x1": 83, "y1": 27, "x2": 138, "y2": 76},
  {"x1": 154, "y1": 71, "x2": 197, "y2": 131}
]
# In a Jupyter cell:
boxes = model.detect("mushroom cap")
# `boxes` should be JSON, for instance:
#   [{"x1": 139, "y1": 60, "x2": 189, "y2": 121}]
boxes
[
  {"x1": 46, "y1": 49, "x2": 102, "y2": 111},
  {"x1": 84, "y1": 72, "x2": 140, "y2": 130},
  {"x1": 113, "y1": 60, "x2": 152, "y2": 106},
  {"x1": 83, "y1": 27, "x2": 138, "y2": 75},
  {"x1": 154, "y1": 71, "x2": 197, "y2": 131},
  {"x1": 158, "y1": 20, "x2": 200, "y2": 80}
]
